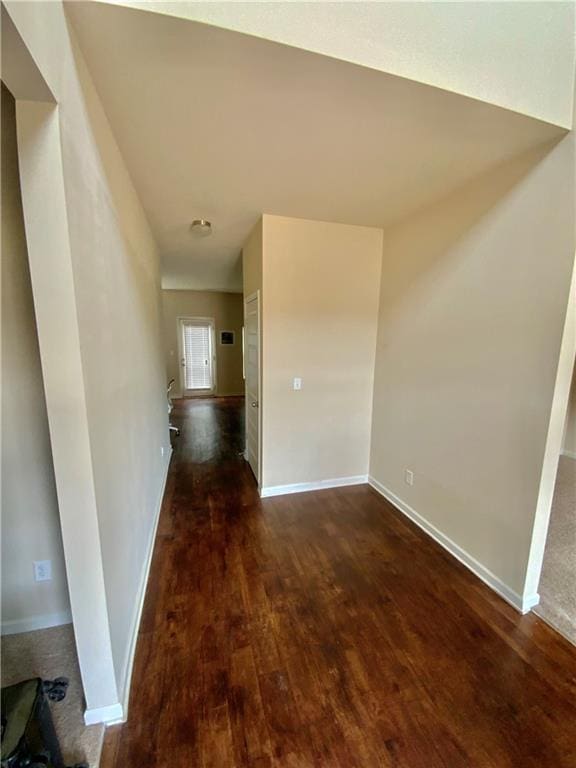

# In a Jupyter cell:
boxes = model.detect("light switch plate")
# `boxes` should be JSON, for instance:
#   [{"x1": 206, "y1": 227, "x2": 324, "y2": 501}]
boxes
[{"x1": 293, "y1": 377, "x2": 302, "y2": 390}]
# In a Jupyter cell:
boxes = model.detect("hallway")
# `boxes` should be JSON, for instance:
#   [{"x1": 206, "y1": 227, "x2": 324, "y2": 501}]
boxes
[{"x1": 102, "y1": 397, "x2": 576, "y2": 768}]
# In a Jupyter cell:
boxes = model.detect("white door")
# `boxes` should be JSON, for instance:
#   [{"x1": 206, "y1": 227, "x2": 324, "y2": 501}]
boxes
[
  {"x1": 178, "y1": 317, "x2": 216, "y2": 396},
  {"x1": 244, "y1": 292, "x2": 260, "y2": 483}
]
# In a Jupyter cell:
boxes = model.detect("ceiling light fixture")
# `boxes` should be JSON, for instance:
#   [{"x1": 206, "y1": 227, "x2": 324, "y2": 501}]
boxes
[{"x1": 190, "y1": 219, "x2": 212, "y2": 237}]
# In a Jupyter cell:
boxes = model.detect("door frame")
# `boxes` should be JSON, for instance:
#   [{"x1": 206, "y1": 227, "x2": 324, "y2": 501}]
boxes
[
  {"x1": 524, "y1": 261, "x2": 576, "y2": 610},
  {"x1": 4, "y1": 21, "x2": 120, "y2": 719},
  {"x1": 244, "y1": 291, "x2": 261, "y2": 487},
  {"x1": 176, "y1": 316, "x2": 217, "y2": 397}
]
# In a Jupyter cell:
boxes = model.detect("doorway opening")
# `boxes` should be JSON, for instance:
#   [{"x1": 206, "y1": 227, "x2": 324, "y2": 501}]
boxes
[
  {"x1": 535, "y1": 360, "x2": 576, "y2": 645},
  {"x1": 1, "y1": 79, "x2": 104, "y2": 763}
]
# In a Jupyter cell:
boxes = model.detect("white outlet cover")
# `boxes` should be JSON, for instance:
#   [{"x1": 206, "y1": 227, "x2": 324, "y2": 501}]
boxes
[
  {"x1": 293, "y1": 377, "x2": 302, "y2": 390},
  {"x1": 405, "y1": 469, "x2": 414, "y2": 486},
  {"x1": 33, "y1": 560, "x2": 52, "y2": 582}
]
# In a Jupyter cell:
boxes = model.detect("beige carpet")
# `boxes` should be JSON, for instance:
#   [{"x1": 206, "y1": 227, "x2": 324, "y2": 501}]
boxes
[
  {"x1": 1, "y1": 624, "x2": 104, "y2": 766},
  {"x1": 535, "y1": 455, "x2": 576, "y2": 645}
]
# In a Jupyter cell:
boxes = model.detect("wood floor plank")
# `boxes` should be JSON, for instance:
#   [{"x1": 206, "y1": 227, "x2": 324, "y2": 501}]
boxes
[{"x1": 100, "y1": 396, "x2": 576, "y2": 767}]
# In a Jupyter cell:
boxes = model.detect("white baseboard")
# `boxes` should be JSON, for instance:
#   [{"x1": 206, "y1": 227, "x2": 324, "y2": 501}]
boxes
[
  {"x1": 522, "y1": 593, "x2": 540, "y2": 612},
  {"x1": 261, "y1": 475, "x2": 368, "y2": 498},
  {"x1": 561, "y1": 449, "x2": 576, "y2": 460},
  {"x1": 84, "y1": 702, "x2": 124, "y2": 727},
  {"x1": 368, "y1": 475, "x2": 534, "y2": 614},
  {"x1": 1, "y1": 609, "x2": 73, "y2": 636},
  {"x1": 116, "y1": 448, "x2": 173, "y2": 723}
]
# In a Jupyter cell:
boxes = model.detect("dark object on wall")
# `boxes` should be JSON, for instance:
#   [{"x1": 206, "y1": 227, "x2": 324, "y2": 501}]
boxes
[
  {"x1": 220, "y1": 330, "x2": 235, "y2": 345},
  {"x1": 0, "y1": 678, "x2": 87, "y2": 768}
]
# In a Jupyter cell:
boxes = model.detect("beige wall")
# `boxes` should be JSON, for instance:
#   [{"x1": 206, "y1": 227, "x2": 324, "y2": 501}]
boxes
[
  {"x1": 1, "y1": 84, "x2": 71, "y2": 633},
  {"x1": 562, "y1": 365, "x2": 576, "y2": 457},
  {"x1": 261, "y1": 215, "x2": 382, "y2": 490},
  {"x1": 162, "y1": 290, "x2": 244, "y2": 396},
  {"x1": 370, "y1": 134, "x2": 575, "y2": 602},
  {"x1": 4, "y1": 0, "x2": 169, "y2": 719},
  {"x1": 243, "y1": 218, "x2": 263, "y2": 300}
]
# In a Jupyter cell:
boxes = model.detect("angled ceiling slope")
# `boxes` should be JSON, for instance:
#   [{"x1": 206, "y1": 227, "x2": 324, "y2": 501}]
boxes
[
  {"x1": 98, "y1": 0, "x2": 576, "y2": 129},
  {"x1": 68, "y1": 2, "x2": 567, "y2": 292}
]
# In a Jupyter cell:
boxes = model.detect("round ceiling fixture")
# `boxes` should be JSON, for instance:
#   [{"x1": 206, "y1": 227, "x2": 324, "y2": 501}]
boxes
[{"x1": 190, "y1": 219, "x2": 212, "y2": 237}]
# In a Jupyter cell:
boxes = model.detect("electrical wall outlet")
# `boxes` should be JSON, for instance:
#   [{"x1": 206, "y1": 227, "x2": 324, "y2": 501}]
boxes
[
  {"x1": 161, "y1": 446, "x2": 165, "y2": 457},
  {"x1": 33, "y1": 560, "x2": 52, "y2": 582},
  {"x1": 405, "y1": 469, "x2": 414, "y2": 486},
  {"x1": 293, "y1": 377, "x2": 302, "y2": 390}
]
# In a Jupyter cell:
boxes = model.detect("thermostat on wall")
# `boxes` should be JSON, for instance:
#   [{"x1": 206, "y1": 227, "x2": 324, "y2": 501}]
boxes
[{"x1": 220, "y1": 330, "x2": 235, "y2": 345}]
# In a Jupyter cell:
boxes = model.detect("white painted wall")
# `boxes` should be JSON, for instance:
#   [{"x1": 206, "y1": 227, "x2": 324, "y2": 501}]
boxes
[
  {"x1": 260, "y1": 215, "x2": 382, "y2": 492},
  {"x1": 108, "y1": 0, "x2": 575, "y2": 128},
  {"x1": 4, "y1": 0, "x2": 169, "y2": 720},
  {"x1": 369, "y1": 131, "x2": 575, "y2": 608},
  {"x1": 1, "y1": 83, "x2": 71, "y2": 635}
]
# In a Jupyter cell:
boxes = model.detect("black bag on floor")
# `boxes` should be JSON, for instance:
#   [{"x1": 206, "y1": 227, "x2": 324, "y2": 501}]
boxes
[{"x1": 1, "y1": 677, "x2": 65, "y2": 768}]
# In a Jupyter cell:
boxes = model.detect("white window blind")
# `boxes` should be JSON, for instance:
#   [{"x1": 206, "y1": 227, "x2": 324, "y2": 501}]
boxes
[{"x1": 183, "y1": 323, "x2": 211, "y2": 390}]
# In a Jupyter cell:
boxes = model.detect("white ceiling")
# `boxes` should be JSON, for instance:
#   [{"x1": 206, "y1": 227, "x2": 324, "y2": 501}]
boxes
[{"x1": 67, "y1": 2, "x2": 564, "y2": 292}]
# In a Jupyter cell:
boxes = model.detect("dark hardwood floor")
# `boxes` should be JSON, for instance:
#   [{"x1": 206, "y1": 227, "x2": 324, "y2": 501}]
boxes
[{"x1": 101, "y1": 396, "x2": 576, "y2": 767}]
